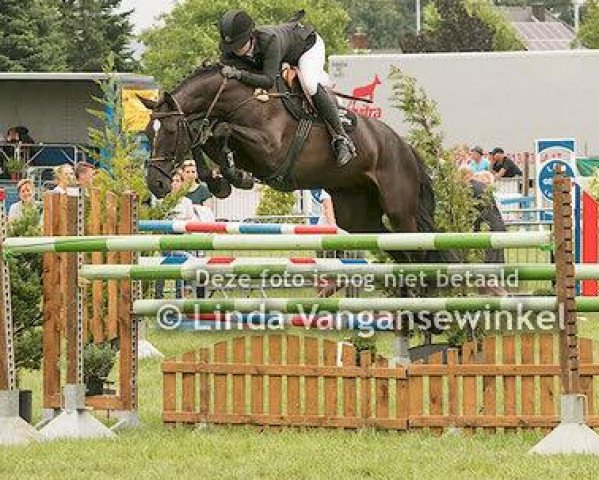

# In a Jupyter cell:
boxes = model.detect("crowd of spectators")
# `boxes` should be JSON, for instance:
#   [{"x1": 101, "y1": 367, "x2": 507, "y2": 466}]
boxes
[{"x1": 456, "y1": 145, "x2": 523, "y2": 184}]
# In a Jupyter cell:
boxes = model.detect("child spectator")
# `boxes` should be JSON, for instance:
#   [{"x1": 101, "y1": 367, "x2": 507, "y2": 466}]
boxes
[
  {"x1": 52, "y1": 164, "x2": 79, "y2": 195},
  {"x1": 8, "y1": 179, "x2": 38, "y2": 222}
]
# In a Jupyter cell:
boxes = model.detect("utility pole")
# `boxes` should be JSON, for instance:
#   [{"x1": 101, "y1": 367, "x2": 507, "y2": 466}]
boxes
[{"x1": 416, "y1": 0, "x2": 421, "y2": 34}]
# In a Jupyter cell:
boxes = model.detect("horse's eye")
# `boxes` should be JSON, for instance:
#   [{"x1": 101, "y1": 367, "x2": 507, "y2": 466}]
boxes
[{"x1": 152, "y1": 119, "x2": 161, "y2": 133}]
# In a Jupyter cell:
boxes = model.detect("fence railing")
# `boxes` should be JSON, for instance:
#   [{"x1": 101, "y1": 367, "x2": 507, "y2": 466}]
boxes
[{"x1": 162, "y1": 332, "x2": 599, "y2": 431}]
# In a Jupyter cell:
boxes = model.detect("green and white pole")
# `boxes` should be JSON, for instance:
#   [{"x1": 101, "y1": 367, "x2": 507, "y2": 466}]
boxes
[
  {"x1": 133, "y1": 296, "x2": 599, "y2": 316},
  {"x1": 4, "y1": 231, "x2": 552, "y2": 254},
  {"x1": 79, "y1": 261, "x2": 599, "y2": 281}
]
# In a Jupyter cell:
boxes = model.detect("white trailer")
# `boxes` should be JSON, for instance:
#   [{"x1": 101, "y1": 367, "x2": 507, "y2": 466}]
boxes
[{"x1": 329, "y1": 50, "x2": 599, "y2": 155}]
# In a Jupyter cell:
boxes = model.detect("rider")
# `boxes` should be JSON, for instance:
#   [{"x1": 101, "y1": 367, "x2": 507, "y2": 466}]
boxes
[{"x1": 218, "y1": 9, "x2": 355, "y2": 167}]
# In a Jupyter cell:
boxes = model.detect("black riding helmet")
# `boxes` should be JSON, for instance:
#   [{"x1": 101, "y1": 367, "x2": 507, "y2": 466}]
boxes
[{"x1": 219, "y1": 10, "x2": 255, "y2": 54}]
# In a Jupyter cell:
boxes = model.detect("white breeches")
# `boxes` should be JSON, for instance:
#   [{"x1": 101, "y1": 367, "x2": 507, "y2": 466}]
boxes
[{"x1": 298, "y1": 34, "x2": 331, "y2": 96}]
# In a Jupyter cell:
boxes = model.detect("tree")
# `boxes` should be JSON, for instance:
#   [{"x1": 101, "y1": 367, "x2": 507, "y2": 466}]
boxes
[
  {"x1": 402, "y1": 0, "x2": 495, "y2": 53},
  {"x1": 465, "y1": 0, "x2": 525, "y2": 51},
  {"x1": 57, "y1": 0, "x2": 138, "y2": 72},
  {"x1": 0, "y1": 0, "x2": 67, "y2": 71},
  {"x1": 140, "y1": 0, "x2": 349, "y2": 90},
  {"x1": 578, "y1": 0, "x2": 599, "y2": 49},
  {"x1": 339, "y1": 0, "x2": 416, "y2": 50},
  {"x1": 8, "y1": 205, "x2": 43, "y2": 379},
  {"x1": 389, "y1": 66, "x2": 482, "y2": 245}
]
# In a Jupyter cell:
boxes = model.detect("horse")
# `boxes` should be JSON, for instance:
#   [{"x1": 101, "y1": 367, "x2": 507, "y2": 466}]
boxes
[{"x1": 140, "y1": 63, "x2": 452, "y2": 269}]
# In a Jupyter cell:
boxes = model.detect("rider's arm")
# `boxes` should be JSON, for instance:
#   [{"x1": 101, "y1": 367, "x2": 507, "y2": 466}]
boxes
[{"x1": 237, "y1": 37, "x2": 282, "y2": 90}]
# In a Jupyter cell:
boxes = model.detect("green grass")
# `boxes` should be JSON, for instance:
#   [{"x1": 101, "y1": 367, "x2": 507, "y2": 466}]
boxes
[{"x1": 5, "y1": 327, "x2": 599, "y2": 479}]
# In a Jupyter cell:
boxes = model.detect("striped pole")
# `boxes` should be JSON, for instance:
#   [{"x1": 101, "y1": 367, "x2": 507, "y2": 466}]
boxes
[
  {"x1": 80, "y1": 258, "x2": 599, "y2": 281},
  {"x1": 4, "y1": 231, "x2": 553, "y2": 254},
  {"x1": 133, "y1": 296, "x2": 599, "y2": 316},
  {"x1": 138, "y1": 220, "x2": 343, "y2": 235}
]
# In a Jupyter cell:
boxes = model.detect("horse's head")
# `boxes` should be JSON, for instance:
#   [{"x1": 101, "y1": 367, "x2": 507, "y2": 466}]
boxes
[
  {"x1": 141, "y1": 64, "x2": 233, "y2": 198},
  {"x1": 139, "y1": 91, "x2": 193, "y2": 197}
]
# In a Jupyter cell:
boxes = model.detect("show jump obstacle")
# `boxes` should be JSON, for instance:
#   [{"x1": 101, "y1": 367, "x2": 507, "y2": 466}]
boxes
[{"x1": 1, "y1": 171, "x2": 599, "y2": 453}]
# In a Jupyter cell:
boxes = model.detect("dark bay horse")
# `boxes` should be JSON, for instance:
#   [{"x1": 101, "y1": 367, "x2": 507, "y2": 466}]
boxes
[{"x1": 140, "y1": 63, "x2": 450, "y2": 266}]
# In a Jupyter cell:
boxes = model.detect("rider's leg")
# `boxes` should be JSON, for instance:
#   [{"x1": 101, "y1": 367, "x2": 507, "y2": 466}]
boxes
[{"x1": 298, "y1": 34, "x2": 355, "y2": 167}]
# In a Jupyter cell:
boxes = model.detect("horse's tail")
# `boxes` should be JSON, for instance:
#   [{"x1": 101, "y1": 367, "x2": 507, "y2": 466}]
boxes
[{"x1": 412, "y1": 146, "x2": 460, "y2": 264}]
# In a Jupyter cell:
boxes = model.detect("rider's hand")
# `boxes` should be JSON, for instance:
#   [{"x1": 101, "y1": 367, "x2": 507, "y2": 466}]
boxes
[{"x1": 222, "y1": 65, "x2": 242, "y2": 80}]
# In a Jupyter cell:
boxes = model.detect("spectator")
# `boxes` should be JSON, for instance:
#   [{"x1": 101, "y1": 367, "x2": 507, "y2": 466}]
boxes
[
  {"x1": 469, "y1": 146, "x2": 490, "y2": 173},
  {"x1": 169, "y1": 169, "x2": 198, "y2": 220},
  {"x1": 74, "y1": 162, "x2": 95, "y2": 193},
  {"x1": 310, "y1": 188, "x2": 336, "y2": 226},
  {"x1": 155, "y1": 169, "x2": 197, "y2": 301},
  {"x1": 458, "y1": 166, "x2": 507, "y2": 296},
  {"x1": 181, "y1": 159, "x2": 214, "y2": 221},
  {"x1": 52, "y1": 164, "x2": 78, "y2": 195},
  {"x1": 5, "y1": 126, "x2": 34, "y2": 144},
  {"x1": 466, "y1": 146, "x2": 494, "y2": 184},
  {"x1": 454, "y1": 144, "x2": 470, "y2": 168},
  {"x1": 310, "y1": 188, "x2": 340, "y2": 297},
  {"x1": 489, "y1": 147, "x2": 522, "y2": 179},
  {"x1": 8, "y1": 179, "x2": 38, "y2": 222}
]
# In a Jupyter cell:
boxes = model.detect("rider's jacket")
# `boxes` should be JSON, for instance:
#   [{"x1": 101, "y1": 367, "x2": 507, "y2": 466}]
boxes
[{"x1": 221, "y1": 20, "x2": 316, "y2": 91}]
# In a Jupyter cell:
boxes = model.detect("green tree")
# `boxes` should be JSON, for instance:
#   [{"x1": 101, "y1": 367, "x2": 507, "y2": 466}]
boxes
[
  {"x1": 56, "y1": 0, "x2": 138, "y2": 72},
  {"x1": 465, "y1": 0, "x2": 525, "y2": 51},
  {"x1": 140, "y1": 0, "x2": 349, "y2": 90},
  {"x1": 8, "y1": 205, "x2": 43, "y2": 380},
  {"x1": 339, "y1": 0, "x2": 416, "y2": 50},
  {"x1": 578, "y1": 0, "x2": 599, "y2": 49},
  {"x1": 402, "y1": 0, "x2": 495, "y2": 53},
  {"x1": 389, "y1": 66, "x2": 481, "y2": 244},
  {"x1": 0, "y1": 0, "x2": 67, "y2": 71},
  {"x1": 87, "y1": 56, "x2": 186, "y2": 220},
  {"x1": 87, "y1": 57, "x2": 149, "y2": 200},
  {"x1": 255, "y1": 186, "x2": 296, "y2": 217}
]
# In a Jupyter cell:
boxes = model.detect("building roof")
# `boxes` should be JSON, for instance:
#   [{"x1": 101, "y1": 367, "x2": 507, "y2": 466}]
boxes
[
  {"x1": 498, "y1": 5, "x2": 577, "y2": 51},
  {"x1": 512, "y1": 21, "x2": 576, "y2": 51},
  {"x1": 0, "y1": 72, "x2": 156, "y2": 86}
]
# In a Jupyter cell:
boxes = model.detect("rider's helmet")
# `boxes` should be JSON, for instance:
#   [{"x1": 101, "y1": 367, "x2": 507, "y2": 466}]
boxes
[{"x1": 219, "y1": 10, "x2": 255, "y2": 54}]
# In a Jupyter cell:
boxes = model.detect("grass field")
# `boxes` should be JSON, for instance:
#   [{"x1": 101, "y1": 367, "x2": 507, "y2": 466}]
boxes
[{"x1": 3, "y1": 325, "x2": 599, "y2": 480}]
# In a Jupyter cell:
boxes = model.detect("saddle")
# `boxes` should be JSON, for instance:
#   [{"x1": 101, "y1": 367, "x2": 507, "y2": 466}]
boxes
[
  {"x1": 277, "y1": 66, "x2": 357, "y2": 133},
  {"x1": 260, "y1": 68, "x2": 357, "y2": 191}
]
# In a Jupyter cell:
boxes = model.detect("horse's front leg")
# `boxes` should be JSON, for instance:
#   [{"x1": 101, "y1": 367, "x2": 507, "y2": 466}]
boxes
[{"x1": 212, "y1": 123, "x2": 255, "y2": 190}]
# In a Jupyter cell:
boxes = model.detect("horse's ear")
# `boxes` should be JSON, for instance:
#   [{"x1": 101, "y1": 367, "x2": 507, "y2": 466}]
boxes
[
  {"x1": 163, "y1": 91, "x2": 177, "y2": 110},
  {"x1": 137, "y1": 94, "x2": 157, "y2": 110}
]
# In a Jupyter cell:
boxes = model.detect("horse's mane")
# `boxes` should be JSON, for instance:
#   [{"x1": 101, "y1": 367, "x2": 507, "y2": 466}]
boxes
[{"x1": 173, "y1": 62, "x2": 223, "y2": 93}]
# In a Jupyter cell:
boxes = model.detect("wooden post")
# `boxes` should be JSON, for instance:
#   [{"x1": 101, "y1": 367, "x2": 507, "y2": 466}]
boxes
[
  {"x1": 553, "y1": 169, "x2": 580, "y2": 394},
  {"x1": 0, "y1": 188, "x2": 13, "y2": 391},
  {"x1": 42, "y1": 193, "x2": 62, "y2": 409},
  {"x1": 117, "y1": 192, "x2": 137, "y2": 411}
]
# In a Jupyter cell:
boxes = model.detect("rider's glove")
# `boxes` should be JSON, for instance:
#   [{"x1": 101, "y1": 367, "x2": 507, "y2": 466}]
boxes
[{"x1": 222, "y1": 65, "x2": 243, "y2": 80}]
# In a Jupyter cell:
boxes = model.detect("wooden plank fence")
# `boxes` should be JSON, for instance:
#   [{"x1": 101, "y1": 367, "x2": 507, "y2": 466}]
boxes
[
  {"x1": 42, "y1": 189, "x2": 137, "y2": 412},
  {"x1": 163, "y1": 332, "x2": 599, "y2": 431}
]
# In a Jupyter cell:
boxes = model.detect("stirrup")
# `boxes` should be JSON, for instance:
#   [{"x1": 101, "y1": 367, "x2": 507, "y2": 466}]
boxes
[{"x1": 332, "y1": 137, "x2": 354, "y2": 167}]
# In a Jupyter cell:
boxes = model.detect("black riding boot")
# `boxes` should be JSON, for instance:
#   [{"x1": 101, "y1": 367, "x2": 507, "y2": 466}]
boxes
[{"x1": 312, "y1": 85, "x2": 355, "y2": 167}]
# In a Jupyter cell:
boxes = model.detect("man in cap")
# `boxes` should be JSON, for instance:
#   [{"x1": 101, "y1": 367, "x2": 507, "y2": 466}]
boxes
[
  {"x1": 469, "y1": 146, "x2": 490, "y2": 173},
  {"x1": 218, "y1": 9, "x2": 355, "y2": 167},
  {"x1": 489, "y1": 147, "x2": 522, "y2": 179}
]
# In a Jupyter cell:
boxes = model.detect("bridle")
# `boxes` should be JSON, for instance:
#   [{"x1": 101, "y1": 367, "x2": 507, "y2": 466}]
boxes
[
  {"x1": 147, "y1": 72, "x2": 293, "y2": 181},
  {"x1": 148, "y1": 76, "x2": 229, "y2": 172}
]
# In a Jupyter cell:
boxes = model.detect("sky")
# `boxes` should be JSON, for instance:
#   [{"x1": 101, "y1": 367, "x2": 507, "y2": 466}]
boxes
[{"x1": 119, "y1": 0, "x2": 176, "y2": 34}]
